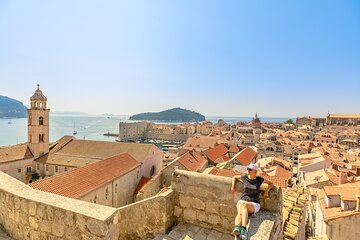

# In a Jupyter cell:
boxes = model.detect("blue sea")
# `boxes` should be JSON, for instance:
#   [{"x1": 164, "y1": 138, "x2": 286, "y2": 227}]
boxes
[{"x1": 0, "y1": 114, "x2": 293, "y2": 147}]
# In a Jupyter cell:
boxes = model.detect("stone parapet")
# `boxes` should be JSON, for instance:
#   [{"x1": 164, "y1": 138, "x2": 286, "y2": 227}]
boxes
[
  {"x1": 0, "y1": 171, "x2": 119, "y2": 240},
  {"x1": 171, "y1": 170, "x2": 283, "y2": 239}
]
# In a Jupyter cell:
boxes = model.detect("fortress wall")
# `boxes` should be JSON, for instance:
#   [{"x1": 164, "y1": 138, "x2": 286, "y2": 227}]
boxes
[
  {"x1": 0, "y1": 171, "x2": 120, "y2": 240},
  {"x1": 116, "y1": 190, "x2": 176, "y2": 240}
]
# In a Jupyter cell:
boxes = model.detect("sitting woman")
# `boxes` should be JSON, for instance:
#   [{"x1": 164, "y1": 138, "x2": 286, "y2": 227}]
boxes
[{"x1": 231, "y1": 163, "x2": 274, "y2": 240}]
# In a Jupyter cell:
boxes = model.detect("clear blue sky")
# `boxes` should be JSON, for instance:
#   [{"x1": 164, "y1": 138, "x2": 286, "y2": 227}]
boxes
[{"x1": 1, "y1": 0, "x2": 359, "y2": 117}]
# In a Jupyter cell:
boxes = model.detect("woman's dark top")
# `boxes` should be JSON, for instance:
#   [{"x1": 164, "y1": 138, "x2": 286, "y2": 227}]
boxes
[{"x1": 240, "y1": 175, "x2": 264, "y2": 204}]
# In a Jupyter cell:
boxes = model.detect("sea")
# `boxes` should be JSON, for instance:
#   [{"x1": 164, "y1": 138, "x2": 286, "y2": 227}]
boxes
[{"x1": 0, "y1": 114, "x2": 293, "y2": 147}]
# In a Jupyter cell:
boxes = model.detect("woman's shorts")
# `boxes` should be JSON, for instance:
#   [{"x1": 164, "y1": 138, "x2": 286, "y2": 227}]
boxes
[{"x1": 237, "y1": 200, "x2": 261, "y2": 214}]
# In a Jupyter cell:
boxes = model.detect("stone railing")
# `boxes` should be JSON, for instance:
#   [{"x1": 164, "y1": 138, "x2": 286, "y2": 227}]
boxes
[{"x1": 0, "y1": 171, "x2": 119, "y2": 240}]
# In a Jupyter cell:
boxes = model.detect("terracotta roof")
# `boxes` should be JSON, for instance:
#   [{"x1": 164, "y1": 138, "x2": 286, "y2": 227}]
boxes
[
  {"x1": 30, "y1": 153, "x2": 141, "y2": 199},
  {"x1": 235, "y1": 147, "x2": 257, "y2": 166},
  {"x1": 204, "y1": 144, "x2": 229, "y2": 163},
  {"x1": 259, "y1": 172, "x2": 288, "y2": 189},
  {"x1": 208, "y1": 168, "x2": 238, "y2": 178},
  {"x1": 262, "y1": 165, "x2": 293, "y2": 180},
  {"x1": 177, "y1": 151, "x2": 208, "y2": 172},
  {"x1": 0, "y1": 143, "x2": 33, "y2": 163},
  {"x1": 134, "y1": 177, "x2": 151, "y2": 195},
  {"x1": 183, "y1": 136, "x2": 219, "y2": 150},
  {"x1": 228, "y1": 145, "x2": 240, "y2": 153},
  {"x1": 35, "y1": 137, "x2": 159, "y2": 167}
]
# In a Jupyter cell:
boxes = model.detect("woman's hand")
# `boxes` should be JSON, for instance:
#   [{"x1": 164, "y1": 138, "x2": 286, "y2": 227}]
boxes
[{"x1": 231, "y1": 185, "x2": 236, "y2": 193}]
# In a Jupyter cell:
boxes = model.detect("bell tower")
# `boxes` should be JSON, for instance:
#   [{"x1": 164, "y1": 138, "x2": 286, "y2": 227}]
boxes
[{"x1": 28, "y1": 84, "x2": 50, "y2": 157}]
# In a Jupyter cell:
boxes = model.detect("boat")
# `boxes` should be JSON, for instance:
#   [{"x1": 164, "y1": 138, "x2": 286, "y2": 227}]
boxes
[
  {"x1": 73, "y1": 121, "x2": 77, "y2": 135},
  {"x1": 8, "y1": 121, "x2": 12, "y2": 124}
]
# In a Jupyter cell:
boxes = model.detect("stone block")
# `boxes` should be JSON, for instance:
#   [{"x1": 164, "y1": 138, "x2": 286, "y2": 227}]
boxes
[
  {"x1": 52, "y1": 222, "x2": 65, "y2": 237},
  {"x1": 39, "y1": 220, "x2": 52, "y2": 233},
  {"x1": 183, "y1": 209, "x2": 197, "y2": 222},
  {"x1": 29, "y1": 202, "x2": 37, "y2": 216},
  {"x1": 29, "y1": 216, "x2": 39, "y2": 229},
  {"x1": 86, "y1": 218, "x2": 109, "y2": 237},
  {"x1": 174, "y1": 206, "x2": 183, "y2": 218},
  {"x1": 205, "y1": 201, "x2": 219, "y2": 214}
]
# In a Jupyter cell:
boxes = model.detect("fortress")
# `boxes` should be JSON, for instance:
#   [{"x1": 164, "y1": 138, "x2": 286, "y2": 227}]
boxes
[{"x1": 0, "y1": 170, "x2": 283, "y2": 240}]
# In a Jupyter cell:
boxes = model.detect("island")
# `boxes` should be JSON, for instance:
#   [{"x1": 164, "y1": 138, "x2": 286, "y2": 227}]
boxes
[
  {"x1": 0, "y1": 96, "x2": 27, "y2": 118},
  {"x1": 129, "y1": 107, "x2": 206, "y2": 122}
]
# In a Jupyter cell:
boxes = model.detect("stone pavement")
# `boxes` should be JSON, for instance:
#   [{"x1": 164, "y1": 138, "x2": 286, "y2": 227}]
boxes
[
  {"x1": 0, "y1": 225, "x2": 13, "y2": 240},
  {"x1": 150, "y1": 223, "x2": 234, "y2": 240}
]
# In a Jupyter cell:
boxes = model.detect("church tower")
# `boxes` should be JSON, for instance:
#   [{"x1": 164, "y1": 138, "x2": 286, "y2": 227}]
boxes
[{"x1": 28, "y1": 84, "x2": 50, "y2": 157}]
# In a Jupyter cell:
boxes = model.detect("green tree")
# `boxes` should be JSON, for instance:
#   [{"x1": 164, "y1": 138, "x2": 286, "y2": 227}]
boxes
[
  {"x1": 285, "y1": 119, "x2": 295, "y2": 125},
  {"x1": 29, "y1": 171, "x2": 40, "y2": 183}
]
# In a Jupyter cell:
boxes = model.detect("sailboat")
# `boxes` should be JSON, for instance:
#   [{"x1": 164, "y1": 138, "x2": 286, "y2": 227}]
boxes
[{"x1": 73, "y1": 121, "x2": 77, "y2": 135}]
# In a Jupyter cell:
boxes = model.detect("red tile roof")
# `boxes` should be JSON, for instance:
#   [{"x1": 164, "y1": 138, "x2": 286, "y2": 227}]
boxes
[
  {"x1": 0, "y1": 143, "x2": 33, "y2": 163},
  {"x1": 134, "y1": 176, "x2": 151, "y2": 195},
  {"x1": 177, "y1": 151, "x2": 208, "y2": 172},
  {"x1": 204, "y1": 144, "x2": 229, "y2": 163},
  {"x1": 208, "y1": 168, "x2": 238, "y2": 178},
  {"x1": 228, "y1": 145, "x2": 240, "y2": 153},
  {"x1": 236, "y1": 147, "x2": 257, "y2": 166},
  {"x1": 259, "y1": 172, "x2": 288, "y2": 189},
  {"x1": 30, "y1": 153, "x2": 141, "y2": 199}
]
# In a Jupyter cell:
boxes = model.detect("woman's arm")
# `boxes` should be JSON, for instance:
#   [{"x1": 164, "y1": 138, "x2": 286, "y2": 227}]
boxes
[
  {"x1": 263, "y1": 178, "x2": 274, "y2": 199},
  {"x1": 231, "y1": 175, "x2": 243, "y2": 193}
]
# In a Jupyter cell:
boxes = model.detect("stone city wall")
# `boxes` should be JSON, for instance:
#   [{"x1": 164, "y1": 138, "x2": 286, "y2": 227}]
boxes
[
  {"x1": 0, "y1": 171, "x2": 119, "y2": 240},
  {"x1": 0, "y1": 168, "x2": 284, "y2": 240},
  {"x1": 117, "y1": 190, "x2": 176, "y2": 240}
]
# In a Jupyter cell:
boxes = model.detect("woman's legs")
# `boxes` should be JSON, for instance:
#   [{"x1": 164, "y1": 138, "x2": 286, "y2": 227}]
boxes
[
  {"x1": 241, "y1": 202, "x2": 255, "y2": 228},
  {"x1": 235, "y1": 202, "x2": 244, "y2": 226}
]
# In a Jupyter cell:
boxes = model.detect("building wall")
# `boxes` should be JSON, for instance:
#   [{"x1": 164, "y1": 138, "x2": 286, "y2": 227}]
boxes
[
  {"x1": 141, "y1": 145, "x2": 163, "y2": 178},
  {"x1": 134, "y1": 173, "x2": 164, "y2": 202},
  {"x1": 325, "y1": 214, "x2": 360, "y2": 240},
  {"x1": 161, "y1": 160, "x2": 187, "y2": 187},
  {"x1": 119, "y1": 122, "x2": 148, "y2": 141},
  {"x1": 81, "y1": 166, "x2": 141, "y2": 208},
  {"x1": 0, "y1": 158, "x2": 35, "y2": 183}
]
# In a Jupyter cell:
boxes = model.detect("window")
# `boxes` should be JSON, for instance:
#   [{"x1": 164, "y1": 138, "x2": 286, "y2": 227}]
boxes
[
  {"x1": 115, "y1": 184, "x2": 118, "y2": 194},
  {"x1": 39, "y1": 117, "x2": 44, "y2": 125},
  {"x1": 65, "y1": 167, "x2": 68, "y2": 172},
  {"x1": 94, "y1": 195, "x2": 97, "y2": 203},
  {"x1": 39, "y1": 134, "x2": 45, "y2": 142},
  {"x1": 137, "y1": 170, "x2": 139, "y2": 178},
  {"x1": 105, "y1": 189, "x2": 109, "y2": 200},
  {"x1": 150, "y1": 165, "x2": 156, "y2": 176},
  {"x1": 45, "y1": 165, "x2": 49, "y2": 171},
  {"x1": 18, "y1": 168, "x2": 21, "y2": 173},
  {"x1": 26, "y1": 167, "x2": 32, "y2": 173},
  {"x1": 37, "y1": 164, "x2": 40, "y2": 170},
  {"x1": 55, "y1": 166, "x2": 58, "y2": 172}
]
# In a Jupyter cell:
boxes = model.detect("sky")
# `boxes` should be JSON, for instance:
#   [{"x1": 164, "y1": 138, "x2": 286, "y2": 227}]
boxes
[{"x1": 0, "y1": 0, "x2": 360, "y2": 117}]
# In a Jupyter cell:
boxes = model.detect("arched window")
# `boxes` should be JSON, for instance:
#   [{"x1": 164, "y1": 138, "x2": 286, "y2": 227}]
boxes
[
  {"x1": 39, "y1": 117, "x2": 44, "y2": 125},
  {"x1": 150, "y1": 165, "x2": 156, "y2": 176}
]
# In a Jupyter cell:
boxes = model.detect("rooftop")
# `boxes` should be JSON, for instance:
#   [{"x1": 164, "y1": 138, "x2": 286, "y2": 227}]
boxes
[
  {"x1": 30, "y1": 153, "x2": 141, "y2": 198},
  {"x1": 0, "y1": 143, "x2": 33, "y2": 163}
]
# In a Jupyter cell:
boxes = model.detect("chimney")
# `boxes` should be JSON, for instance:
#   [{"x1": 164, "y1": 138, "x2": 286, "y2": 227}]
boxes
[
  {"x1": 339, "y1": 172, "x2": 347, "y2": 185},
  {"x1": 356, "y1": 195, "x2": 360, "y2": 212}
]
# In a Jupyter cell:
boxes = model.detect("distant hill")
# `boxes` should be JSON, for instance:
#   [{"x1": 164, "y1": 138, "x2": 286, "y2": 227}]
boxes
[
  {"x1": 0, "y1": 96, "x2": 27, "y2": 118},
  {"x1": 130, "y1": 108, "x2": 206, "y2": 122}
]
